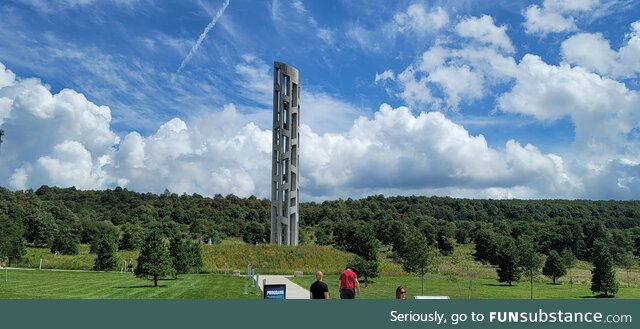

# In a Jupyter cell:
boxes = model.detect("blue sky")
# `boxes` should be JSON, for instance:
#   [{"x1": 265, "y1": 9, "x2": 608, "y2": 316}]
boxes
[{"x1": 0, "y1": 0, "x2": 639, "y2": 200}]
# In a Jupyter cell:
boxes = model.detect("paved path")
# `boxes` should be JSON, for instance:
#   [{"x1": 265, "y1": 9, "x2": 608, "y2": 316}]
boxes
[{"x1": 258, "y1": 275, "x2": 309, "y2": 299}]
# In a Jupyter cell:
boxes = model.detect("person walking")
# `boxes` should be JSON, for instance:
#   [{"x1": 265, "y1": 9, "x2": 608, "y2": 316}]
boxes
[
  {"x1": 395, "y1": 286, "x2": 407, "y2": 299},
  {"x1": 338, "y1": 266, "x2": 360, "y2": 299},
  {"x1": 310, "y1": 271, "x2": 330, "y2": 299}
]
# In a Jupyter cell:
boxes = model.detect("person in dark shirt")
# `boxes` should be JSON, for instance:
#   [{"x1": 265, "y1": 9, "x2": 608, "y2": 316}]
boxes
[{"x1": 309, "y1": 271, "x2": 330, "y2": 299}]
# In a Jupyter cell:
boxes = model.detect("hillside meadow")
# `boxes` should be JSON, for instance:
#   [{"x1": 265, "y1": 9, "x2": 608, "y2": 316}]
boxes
[{"x1": 3, "y1": 242, "x2": 639, "y2": 299}]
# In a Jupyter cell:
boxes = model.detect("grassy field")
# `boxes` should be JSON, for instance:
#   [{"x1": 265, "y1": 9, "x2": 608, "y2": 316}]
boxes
[
  {"x1": 14, "y1": 241, "x2": 365, "y2": 275},
  {"x1": 0, "y1": 269, "x2": 261, "y2": 299},
  {"x1": 5, "y1": 242, "x2": 639, "y2": 299},
  {"x1": 290, "y1": 273, "x2": 640, "y2": 299}
]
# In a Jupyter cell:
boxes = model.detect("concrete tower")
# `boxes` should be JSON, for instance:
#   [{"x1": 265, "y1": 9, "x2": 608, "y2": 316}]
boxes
[{"x1": 271, "y1": 62, "x2": 300, "y2": 246}]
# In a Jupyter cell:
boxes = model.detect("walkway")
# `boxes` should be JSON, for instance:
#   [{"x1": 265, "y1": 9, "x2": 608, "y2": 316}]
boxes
[{"x1": 258, "y1": 275, "x2": 309, "y2": 299}]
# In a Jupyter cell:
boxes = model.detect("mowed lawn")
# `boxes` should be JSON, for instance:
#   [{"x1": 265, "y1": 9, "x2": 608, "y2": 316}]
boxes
[
  {"x1": 0, "y1": 269, "x2": 261, "y2": 299},
  {"x1": 290, "y1": 274, "x2": 640, "y2": 299}
]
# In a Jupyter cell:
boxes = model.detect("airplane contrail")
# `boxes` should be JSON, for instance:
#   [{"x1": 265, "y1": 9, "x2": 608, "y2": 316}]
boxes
[{"x1": 177, "y1": 0, "x2": 230, "y2": 73}]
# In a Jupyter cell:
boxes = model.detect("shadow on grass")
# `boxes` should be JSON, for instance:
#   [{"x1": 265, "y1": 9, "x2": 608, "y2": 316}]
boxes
[
  {"x1": 114, "y1": 284, "x2": 169, "y2": 289},
  {"x1": 482, "y1": 283, "x2": 517, "y2": 287},
  {"x1": 579, "y1": 294, "x2": 616, "y2": 299}
]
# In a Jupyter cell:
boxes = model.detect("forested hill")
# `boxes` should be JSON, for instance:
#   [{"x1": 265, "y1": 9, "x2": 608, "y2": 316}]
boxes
[{"x1": 1, "y1": 186, "x2": 639, "y2": 263}]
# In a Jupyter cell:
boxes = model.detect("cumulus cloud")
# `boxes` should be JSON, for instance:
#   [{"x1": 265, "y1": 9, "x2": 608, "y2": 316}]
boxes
[
  {"x1": 523, "y1": 0, "x2": 599, "y2": 36},
  {"x1": 391, "y1": 15, "x2": 517, "y2": 109},
  {"x1": 394, "y1": 4, "x2": 449, "y2": 34},
  {"x1": 498, "y1": 54, "x2": 640, "y2": 153},
  {"x1": 111, "y1": 105, "x2": 272, "y2": 196},
  {"x1": 561, "y1": 21, "x2": 640, "y2": 78},
  {"x1": 0, "y1": 65, "x2": 118, "y2": 190},
  {"x1": 2, "y1": 58, "x2": 639, "y2": 200},
  {"x1": 496, "y1": 54, "x2": 640, "y2": 198},
  {"x1": 302, "y1": 103, "x2": 579, "y2": 199},
  {"x1": 455, "y1": 15, "x2": 514, "y2": 53}
]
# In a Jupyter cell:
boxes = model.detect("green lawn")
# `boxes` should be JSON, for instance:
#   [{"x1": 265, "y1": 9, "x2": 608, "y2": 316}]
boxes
[
  {"x1": 0, "y1": 269, "x2": 261, "y2": 299},
  {"x1": 290, "y1": 274, "x2": 640, "y2": 299}
]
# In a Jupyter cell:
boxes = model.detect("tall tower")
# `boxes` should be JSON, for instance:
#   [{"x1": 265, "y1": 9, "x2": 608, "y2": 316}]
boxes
[{"x1": 271, "y1": 62, "x2": 300, "y2": 246}]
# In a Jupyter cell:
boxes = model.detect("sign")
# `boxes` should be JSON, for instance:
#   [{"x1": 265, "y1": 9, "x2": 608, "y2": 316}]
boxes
[{"x1": 263, "y1": 284, "x2": 286, "y2": 299}]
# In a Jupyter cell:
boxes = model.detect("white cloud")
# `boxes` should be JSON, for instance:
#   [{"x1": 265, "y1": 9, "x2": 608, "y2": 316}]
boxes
[
  {"x1": 394, "y1": 4, "x2": 449, "y2": 34},
  {"x1": 234, "y1": 54, "x2": 273, "y2": 106},
  {"x1": 34, "y1": 140, "x2": 108, "y2": 189},
  {"x1": 523, "y1": 0, "x2": 600, "y2": 36},
  {"x1": 0, "y1": 62, "x2": 16, "y2": 89},
  {"x1": 317, "y1": 28, "x2": 335, "y2": 44},
  {"x1": 498, "y1": 54, "x2": 640, "y2": 165},
  {"x1": 110, "y1": 105, "x2": 272, "y2": 196},
  {"x1": 2, "y1": 57, "x2": 639, "y2": 200},
  {"x1": 0, "y1": 65, "x2": 118, "y2": 191},
  {"x1": 455, "y1": 15, "x2": 514, "y2": 53},
  {"x1": 271, "y1": 0, "x2": 335, "y2": 46},
  {"x1": 374, "y1": 70, "x2": 394, "y2": 83},
  {"x1": 346, "y1": 25, "x2": 385, "y2": 53},
  {"x1": 16, "y1": 0, "x2": 144, "y2": 13},
  {"x1": 301, "y1": 103, "x2": 579, "y2": 199},
  {"x1": 348, "y1": 4, "x2": 449, "y2": 53},
  {"x1": 385, "y1": 14, "x2": 518, "y2": 109},
  {"x1": 561, "y1": 21, "x2": 640, "y2": 78}
]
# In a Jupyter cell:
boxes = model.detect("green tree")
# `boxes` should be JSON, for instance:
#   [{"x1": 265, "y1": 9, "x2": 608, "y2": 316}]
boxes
[
  {"x1": 590, "y1": 240, "x2": 619, "y2": 297},
  {"x1": 23, "y1": 210, "x2": 57, "y2": 247},
  {"x1": 169, "y1": 234, "x2": 203, "y2": 276},
  {"x1": 400, "y1": 232, "x2": 437, "y2": 295},
  {"x1": 50, "y1": 225, "x2": 79, "y2": 255},
  {"x1": 495, "y1": 236, "x2": 520, "y2": 286},
  {"x1": 473, "y1": 229, "x2": 497, "y2": 264},
  {"x1": 93, "y1": 234, "x2": 118, "y2": 271},
  {"x1": 542, "y1": 250, "x2": 567, "y2": 284},
  {"x1": 135, "y1": 231, "x2": 175, "y2": 287},
  {"x1": 617, "y1": 252, "x2": 636, "y2": 288},
  {"x1": 351, "y1": 224, "x2": 380, "y2": 261},
  {"x1": 436, "y1": 231, "x2": 455, "y2": 256},
  {"x1": 561, "y1": 248, "x2": 577, "y2": 288},
  {"x1": 119, "y1": 224, "x2": 145, "y2": 250},
  {"x1": 348, "y1": 255, "x2": 380, "y2": 287},
  {"x1": 0, "y1": 212, "x2": 26, "y2": 264},
  {"x1": 518, "y1": 237, "x2": 543, "y2": 298}
]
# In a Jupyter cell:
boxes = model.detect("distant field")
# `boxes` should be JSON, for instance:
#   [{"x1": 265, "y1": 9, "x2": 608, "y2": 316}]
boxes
[
  {"x1": 290, "y1": 273, "x2": 640, "y2": 299},
  {"x1": 0, "y1": 269, "x2": 261, "y2": 299}
]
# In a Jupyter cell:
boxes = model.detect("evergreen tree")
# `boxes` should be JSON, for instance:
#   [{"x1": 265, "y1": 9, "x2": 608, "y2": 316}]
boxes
[
  {"x1": 135, "y1": 231, "x2": 175, "y2": 287},
  {"x1": 591, "y1": 240, "x2": 619, "y2": 297},
  {"x1": 495, "y1": 236, "x2": 520, "y2": 286},
  {"x1": 50, "y1": 225, "x2": 79, "y2": 255},
  {"x1": 189, "y1": 241, "x2": 203, "y2": 273},
  {"x1": 170, "y1": 235, "x2": 192, "y2": 276},
  {"x1": 542, "y1": 250, "x2": 567, "y2": 284},
  {"x1": 93, "y1": 234, "x2": 118, "y2": 271}
]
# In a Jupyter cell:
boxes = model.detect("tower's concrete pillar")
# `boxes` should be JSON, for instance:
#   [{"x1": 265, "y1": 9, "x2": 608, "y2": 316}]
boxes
[{"x1": 271, "y1": 62, "x2": 300, "y2": 246}]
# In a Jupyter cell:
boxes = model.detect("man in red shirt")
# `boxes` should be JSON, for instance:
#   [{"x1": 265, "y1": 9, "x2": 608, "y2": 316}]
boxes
[{"x1": 338, "y1": 266, "x2": 360, "y2": 299}]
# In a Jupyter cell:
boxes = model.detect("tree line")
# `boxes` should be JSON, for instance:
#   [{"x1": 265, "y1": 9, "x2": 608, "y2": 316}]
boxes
[{"x1": 1, "y1": 186, "x2": 639, "y2": 294}]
